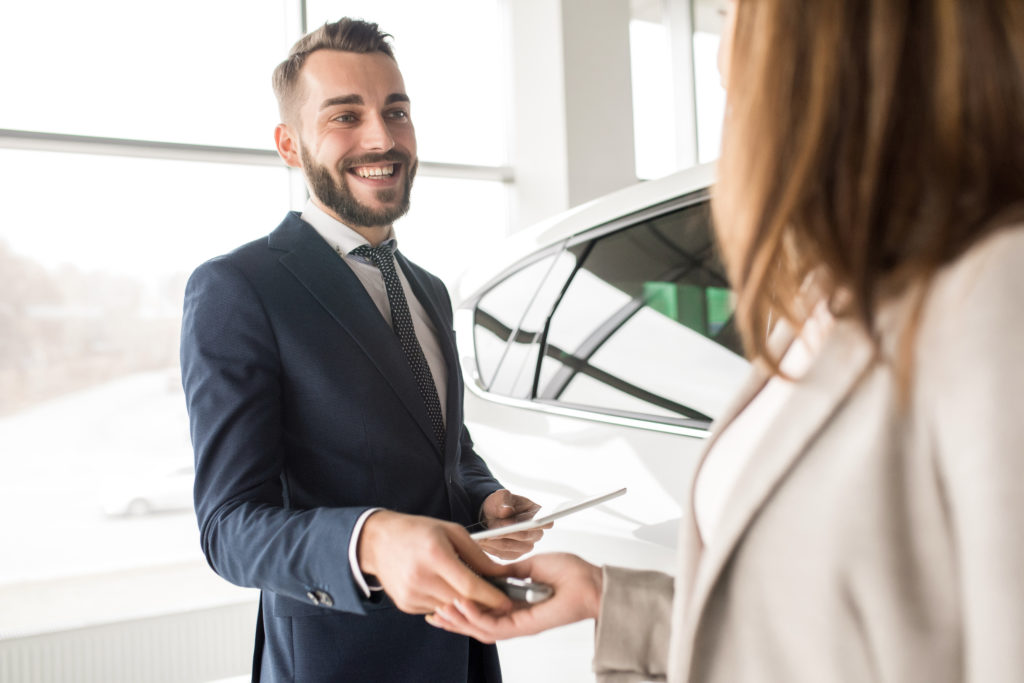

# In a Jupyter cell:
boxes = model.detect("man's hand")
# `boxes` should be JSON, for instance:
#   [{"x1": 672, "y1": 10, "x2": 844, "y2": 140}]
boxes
[
  {"x1": 357, "y1": 510, "x2": 513, "y2": 615},
  {"x1": 426, "y1": 552, "x2": 603, "y2": 643},
  {"x1": 477, "y1": 489, "x2": 549, "y2": 560}
]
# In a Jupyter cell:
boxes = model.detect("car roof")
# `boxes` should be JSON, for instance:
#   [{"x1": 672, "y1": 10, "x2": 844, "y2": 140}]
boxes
[{"x1": 454, "y1": 162, "x2": 717, "y2": 303}]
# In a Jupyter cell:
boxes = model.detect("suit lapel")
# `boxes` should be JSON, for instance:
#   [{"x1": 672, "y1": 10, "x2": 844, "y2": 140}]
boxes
[
  {"x1": 678, "y1": 318, "x2": 877, "y2": 660},
  {"x1": 269, "y1": 215, "x2": 439, "y2": 455}
]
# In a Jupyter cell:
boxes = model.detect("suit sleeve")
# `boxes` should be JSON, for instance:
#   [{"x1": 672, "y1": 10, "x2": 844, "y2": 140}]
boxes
[
  {"x1": 924, "y1": 227, "x2": 1024, "y2": 682},
  {"x1": 456, "y1": 423, "x2": 502, "y2": 513},
  {"x1": 180, "y1": 257, "x2": 373, "y2": 614},
  {"x1": 593, "y1": 566, "x2": 674, "y2": 682}
]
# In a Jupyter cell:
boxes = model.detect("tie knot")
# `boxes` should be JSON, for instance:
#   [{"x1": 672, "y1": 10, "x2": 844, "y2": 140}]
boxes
[{"x1": 350, "y1": 244, "x2": 392, "y2": 265}]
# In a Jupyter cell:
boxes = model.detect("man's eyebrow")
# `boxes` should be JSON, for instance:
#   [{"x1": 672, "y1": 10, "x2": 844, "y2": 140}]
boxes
[
  {"x1": 318, "y1": 93, "x2": 409, "y2": 110},
  {"x1": 319, "y1": 94, "x2": 363, "y2": 110}
]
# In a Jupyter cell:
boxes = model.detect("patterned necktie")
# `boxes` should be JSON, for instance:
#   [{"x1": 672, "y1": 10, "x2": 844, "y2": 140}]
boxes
[{"x1": 350, "y1": 244, "x2": 446, "y2": 451}]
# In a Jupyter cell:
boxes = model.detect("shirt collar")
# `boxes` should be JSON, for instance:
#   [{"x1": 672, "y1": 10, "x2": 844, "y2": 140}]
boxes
[{"x1": 300, "y1": 199, "x2": 397, "y2": 257}]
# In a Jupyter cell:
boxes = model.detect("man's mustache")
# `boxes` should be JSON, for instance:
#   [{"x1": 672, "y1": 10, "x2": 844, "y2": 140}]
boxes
[{"x1": 341, "y1": 151, "x2": 412, "y2": 170}]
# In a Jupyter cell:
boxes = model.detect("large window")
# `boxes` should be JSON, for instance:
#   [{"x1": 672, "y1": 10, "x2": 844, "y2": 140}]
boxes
[
  {"x1": 0, "y1": 0, "x2": 287, "y2": 148},
  {"x1": 0, "y1": 149, "x2": 290, "y2": 586},
  {"x1": 630, "y1": 0, "x2": 729, "y2": 176},
  {"x1": 0, "y1": 0, "x2": 512, "y2": 651}
]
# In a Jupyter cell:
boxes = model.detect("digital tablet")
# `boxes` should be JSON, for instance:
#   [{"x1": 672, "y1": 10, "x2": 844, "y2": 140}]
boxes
[{"x1": 470, "y1": 487, "x2": 626, "y2": 541}]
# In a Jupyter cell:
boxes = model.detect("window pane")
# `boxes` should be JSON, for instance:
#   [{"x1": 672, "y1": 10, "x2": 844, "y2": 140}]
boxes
[
  {"x1": 305, "y1": 0, "x2": 508, "y2": 166},
  {"x1": 630, "y1": 19, "x2": 678, "y2": 179},
  {"x1": 0, "y1": 0, "x2": 289, "y2": 148},
  {"x1": 539, "y1": 202, "x2": 748, "y2": 423},
  {"x1": 473, "y1": 250, "x2": 577, "y2": 396},
  {"x1": 473, "y1": 255, "x2": 557, "y2": 390},
  {"x1": 629, "y1": 0, "x2": 728, "y2": 175},
  {"x1": 693, "y1": 0, "x2": 728, "y2": 163},
  {"x1": 0, "y1": 149, "x2": 290, "y2": 586},
  {"x1": 694, "y1": 31, "x2": 726, "y2": 163}
]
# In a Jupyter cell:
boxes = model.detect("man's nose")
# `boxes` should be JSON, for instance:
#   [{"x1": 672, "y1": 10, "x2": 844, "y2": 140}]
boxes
[{"x1": 359, "y1": 114, "x2": 396, "y2": 152}]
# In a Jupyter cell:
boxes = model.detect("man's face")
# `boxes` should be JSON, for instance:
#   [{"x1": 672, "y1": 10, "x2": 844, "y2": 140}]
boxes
[{"x1": 285, "y1": 49, "x2": 418, "y2": 231}]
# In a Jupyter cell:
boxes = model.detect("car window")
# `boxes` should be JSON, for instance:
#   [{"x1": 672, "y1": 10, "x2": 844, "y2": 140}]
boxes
[
  {"x1": 536, "y1": 200, "x2": 748, "y2": 425},
  {"x1": 472, "y1": 249, "x2": 577, "y2": 396}
]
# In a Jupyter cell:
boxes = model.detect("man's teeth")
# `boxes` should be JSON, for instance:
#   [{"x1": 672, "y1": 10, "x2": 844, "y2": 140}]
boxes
[{"x1": 354, "y1": 165, "x2": 395, "y2": 178}]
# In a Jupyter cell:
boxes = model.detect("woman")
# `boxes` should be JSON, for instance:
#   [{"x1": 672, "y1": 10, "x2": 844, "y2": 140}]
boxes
[{"x1": 428, "y1": 0, "x2": 1024, "y2": 681}]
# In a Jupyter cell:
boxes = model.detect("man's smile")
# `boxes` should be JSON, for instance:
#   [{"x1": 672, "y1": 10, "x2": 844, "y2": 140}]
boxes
[{"x1": 350, "y1": 163, "x2": 400, "y2": 182}]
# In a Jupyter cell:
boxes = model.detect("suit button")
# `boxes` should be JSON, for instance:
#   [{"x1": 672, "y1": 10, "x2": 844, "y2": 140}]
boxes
[{"x1": 306, "y1": 589, "x2": 334, "y2": 607}]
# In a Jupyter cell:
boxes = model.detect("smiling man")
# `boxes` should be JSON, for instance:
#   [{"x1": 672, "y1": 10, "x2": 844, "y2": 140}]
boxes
[{"x1": 180, "y1": 18, "x2": 542, "y2": 683}]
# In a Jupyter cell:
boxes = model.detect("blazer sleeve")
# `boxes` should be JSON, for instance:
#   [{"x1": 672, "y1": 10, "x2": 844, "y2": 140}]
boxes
[
  {"x1": 456, "y1": 423, "x2": 502, "y2": 514},
  {"x1": 922, "y1": 226, "x2": 1024, "y2": 681},
  {"x1": 180, "y1": 256, "x2": 373, "y2": 615},
  {"x1": 592, "y1": 566, "x2": 675, "y2": 682}
]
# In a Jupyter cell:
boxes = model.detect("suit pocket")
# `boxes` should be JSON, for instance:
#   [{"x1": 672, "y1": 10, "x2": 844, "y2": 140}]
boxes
[
  {"x1": 268, "y1": 591, "x2": 332, "y2": 618},
  {"x1": 267, "y1": 589, "x2": 394, "y2": 618}
]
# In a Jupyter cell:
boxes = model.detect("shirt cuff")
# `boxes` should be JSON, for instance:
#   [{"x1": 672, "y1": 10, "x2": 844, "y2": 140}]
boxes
[{"x1": 348, "y1": 507, "x2": 385, "y2": 598}]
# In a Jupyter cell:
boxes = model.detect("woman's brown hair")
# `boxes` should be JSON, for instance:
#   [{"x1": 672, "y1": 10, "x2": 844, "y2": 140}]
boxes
[{"x1": 712, "y1": 0, "x2": 1024, "y2": 376}]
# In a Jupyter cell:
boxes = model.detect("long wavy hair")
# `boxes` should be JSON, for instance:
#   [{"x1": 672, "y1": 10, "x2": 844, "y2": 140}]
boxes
[{"x1": 712, "y1": 0, "x2": 1024, "y2": 379}]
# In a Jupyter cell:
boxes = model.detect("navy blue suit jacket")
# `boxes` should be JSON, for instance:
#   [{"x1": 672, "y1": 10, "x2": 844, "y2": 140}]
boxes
[{"x1": 180, "y1": 212, "x2": 503, "y2": 682}]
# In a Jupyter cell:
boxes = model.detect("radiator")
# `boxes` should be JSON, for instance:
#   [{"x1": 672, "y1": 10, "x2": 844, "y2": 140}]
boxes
[{"x1": 0, "y1": 601, "x2": 256, "y2": 683}]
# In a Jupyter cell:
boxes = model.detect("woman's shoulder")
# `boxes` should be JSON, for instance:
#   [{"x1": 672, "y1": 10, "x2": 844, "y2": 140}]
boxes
[
  {"x1": 926, "y1": 222, "x2": 1024, "y2": 320},
  {"x1": 907, "y1": 222, "x2": 1024, "y2": 387}
]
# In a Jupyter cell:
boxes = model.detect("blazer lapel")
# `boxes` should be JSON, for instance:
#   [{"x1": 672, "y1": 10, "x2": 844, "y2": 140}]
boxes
[
  {"x1": 678, "y1": 318, "x2": 878, "y2": 660},
  {"x1": 269, "y1": 215, "x2": 439, "y2": 454}
]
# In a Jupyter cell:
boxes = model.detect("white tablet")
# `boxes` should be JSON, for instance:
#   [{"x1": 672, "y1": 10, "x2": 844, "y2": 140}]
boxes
[{"x1": 470, "y1": 487, "x2": 627, "y2": 541}]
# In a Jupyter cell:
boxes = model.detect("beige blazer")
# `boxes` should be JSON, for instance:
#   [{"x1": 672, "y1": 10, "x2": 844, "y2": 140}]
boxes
[{"x1": 593, "y1": 224, "x2": 1024, "y2": 683}]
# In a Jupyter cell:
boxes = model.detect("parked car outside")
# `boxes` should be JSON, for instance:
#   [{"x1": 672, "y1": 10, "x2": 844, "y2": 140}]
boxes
[
  {"x1": 100, "y1": 462, "x2": 194, "y2": 517},
  {"x1": 452, "y1": 163, "x2": 750, "y2": 681}
]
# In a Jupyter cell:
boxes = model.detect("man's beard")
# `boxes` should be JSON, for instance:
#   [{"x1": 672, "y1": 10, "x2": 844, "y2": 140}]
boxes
[{"x1": 301, "y1": 145, "x2": 417, "y2": 228}]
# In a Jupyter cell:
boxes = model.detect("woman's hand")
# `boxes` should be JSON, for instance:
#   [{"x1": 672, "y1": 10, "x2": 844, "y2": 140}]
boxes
[{"x1": 426, "y1": 552, "x2": 602, "y2": 643}]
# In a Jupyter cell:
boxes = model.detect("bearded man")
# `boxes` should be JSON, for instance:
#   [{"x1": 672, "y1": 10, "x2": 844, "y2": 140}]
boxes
[{"x1": 180, "y1": 17, "x2": 542, "y2": 683}]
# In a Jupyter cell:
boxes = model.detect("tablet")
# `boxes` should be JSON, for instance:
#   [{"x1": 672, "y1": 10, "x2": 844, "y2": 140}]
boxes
[{"x1": 470, "y1": 487, "x2": 626, "y2": 541}]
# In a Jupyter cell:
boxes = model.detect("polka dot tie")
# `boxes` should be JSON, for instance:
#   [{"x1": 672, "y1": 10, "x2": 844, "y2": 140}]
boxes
[{"x1": 351, "y1": 244, "x2": 446, "y2": 451}]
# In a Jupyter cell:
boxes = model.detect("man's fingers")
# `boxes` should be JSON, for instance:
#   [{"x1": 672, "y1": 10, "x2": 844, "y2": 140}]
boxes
[
  {"x1": 478, "y1": 537, "x2": 536, "y2": 560},
  {"x1": 444, "y1": 529, "x2": 513, "y2": 609},
  {"x1": 501, "y1": 527, "x2": 546, "y2": 542},
  {"x1": 449, "y1": 525, "x2": 506, "y2": 573},
  {"x1": 483, "y1": 489, "x2": 516, "y2": 520}
]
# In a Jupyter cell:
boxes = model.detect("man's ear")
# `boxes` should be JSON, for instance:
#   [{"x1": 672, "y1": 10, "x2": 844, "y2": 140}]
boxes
[{"x1": 274, "y1": 123, "x2": 302, "y2": 168}]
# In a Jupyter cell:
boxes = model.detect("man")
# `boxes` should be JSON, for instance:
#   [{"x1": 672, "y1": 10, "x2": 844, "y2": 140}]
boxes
[{"x1": 180, "y1": 18, "x2": 542, "y2": 683}]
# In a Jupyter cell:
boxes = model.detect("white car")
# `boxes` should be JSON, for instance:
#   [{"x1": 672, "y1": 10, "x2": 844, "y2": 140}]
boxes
[
  {"x1": 453, "y1": 163, "x2": 750, "y2": 681},
  {"x1": 100, "y1": 463, "x2": 194, "y2": 517}
]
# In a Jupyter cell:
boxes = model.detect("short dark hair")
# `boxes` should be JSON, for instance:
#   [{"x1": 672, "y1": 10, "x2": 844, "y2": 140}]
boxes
[{"x1": 272, "y1": 17, "x2": 396, "y2": 123}]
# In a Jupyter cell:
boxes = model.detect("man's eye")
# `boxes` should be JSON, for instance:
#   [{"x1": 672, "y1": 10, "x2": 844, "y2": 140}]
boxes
[
  {"x1": 386, "y1": 110, "x2": 409, "y2": 120},
  {"x1": 333, "y1": 114, "x2": 357, "y2": 123}
]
